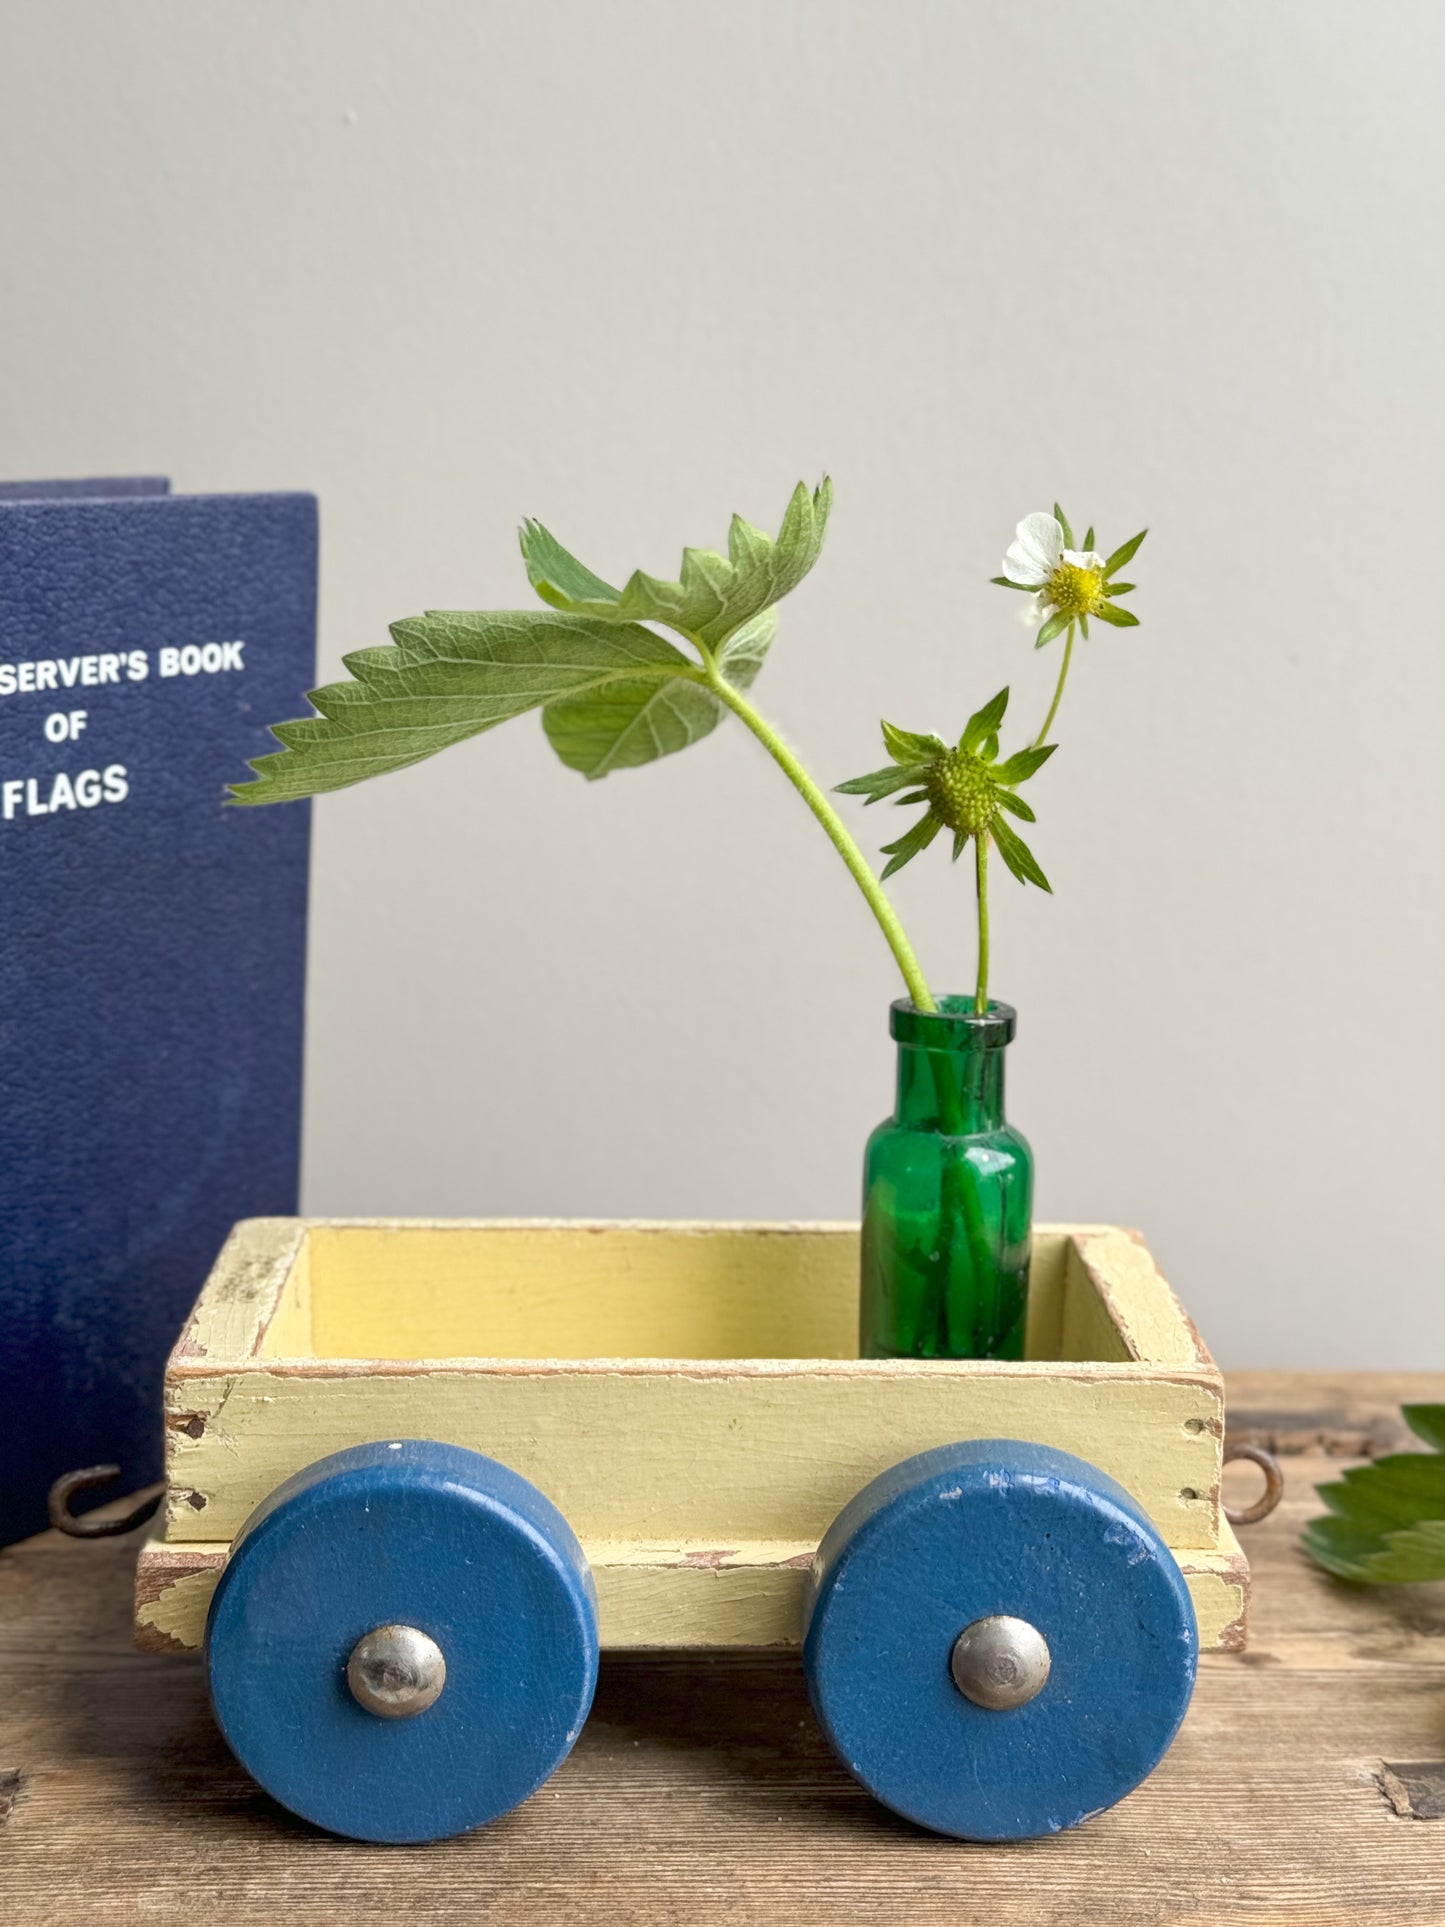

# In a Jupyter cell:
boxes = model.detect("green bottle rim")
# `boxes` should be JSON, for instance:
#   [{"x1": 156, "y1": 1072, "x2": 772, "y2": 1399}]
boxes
[{"x1": 889, "y1": 995, "x2": 1017, "y2": 1051}]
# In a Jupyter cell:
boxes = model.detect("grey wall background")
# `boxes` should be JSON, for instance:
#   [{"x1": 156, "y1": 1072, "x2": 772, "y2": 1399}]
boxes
[{"x1": 2, "y1": 1, "x2": 1441, "y2": 1366}]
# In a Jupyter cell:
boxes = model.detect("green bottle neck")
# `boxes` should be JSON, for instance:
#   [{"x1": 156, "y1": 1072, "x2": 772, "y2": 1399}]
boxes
[
  {"x1": 889, "y1": 995, "x2": 1016, "y2": 1136},
  {"x1": 895, "y1": 1044, "x2": 1007, "y2": 1133}
]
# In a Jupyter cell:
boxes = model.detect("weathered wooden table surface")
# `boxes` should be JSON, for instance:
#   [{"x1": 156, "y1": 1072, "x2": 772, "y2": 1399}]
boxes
[{"x1": 2, "y1": 1370, "x2": 1442, "y2": 1926}]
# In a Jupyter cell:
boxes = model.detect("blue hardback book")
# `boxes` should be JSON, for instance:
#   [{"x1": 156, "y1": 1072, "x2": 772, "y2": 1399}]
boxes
[{"x1": 0, "y1": 478, "x2": 315, "y2": 1545}]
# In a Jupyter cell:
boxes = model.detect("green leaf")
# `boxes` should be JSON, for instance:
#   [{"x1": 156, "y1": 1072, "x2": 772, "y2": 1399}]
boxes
[
  {"x1": 519, "y1": 520, "x2": 622, "y2": 609},
  {"x1": 990, "y1": 575, "x2": 1036, "y2": 592},
  {"x1": 229, "y1": 610, "x2": 694, "y2": 804},
  {"x1": 1094, "y1": 602, "x2": 1141, "y2": 628},
  {"x1": 991, "y1": 816, "x2": 1051, "y2": 891},
  {"x1": 995, "y1": 787, "x2": 1036, "y2": 823},
  {"x1": 1053, "y1": 503, "x2": 1074, "y2": 548},
  {"x1": 881, "y1": 720, "x2": 947, "y2": 764},
  {"x1": 1405, "y1": 1405, "x2": 1445, "y2": 1452},
  {"x1": 879, "y1": 811, "x2": 942, "y2": 879},
  {"x1": 542, "y1": 607, "x2": 775, "y2": 779},
  {"x1": 960, "y1": 687, "x2": 1010, "y2": 755},
  {"x1": 992, "y1": 742, "x2": 1056, "y2": 785},
  {"x1": 835, "y1": 761, "x2": 933, "y2": 803},
  {"x1": 1103, "y1": 528, "x2": 1147, "y2": 577},
  {"x1": 519, "y1": 479, "x2": 833, "y2": 649},
  {"x1": 1034, "y1": 610, "x2": 1071, "y2": 649},
  {"x1": 1303, "y1": 1422, "x2": 1445, "y2": 1583}
]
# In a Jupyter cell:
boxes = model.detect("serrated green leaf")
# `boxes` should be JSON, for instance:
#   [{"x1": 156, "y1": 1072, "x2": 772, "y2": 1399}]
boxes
[
  {"x1": 991, "y1": 815, "x2": 1052, "y2": 891},
  {"x1": 881, "y1": 720, "x2": 947, "y2": 764},
  {"x1": 1094, "y1": 602, "x2": 1141, "y2": 628},
  {"x1": 960, "y1": 687, "x2": 1010, "y2": 755},
  {"x1": 1053, "y1": 503, "x2": 1074, "y2": 548},
  {"x1": 879, "y1": 811, "x2": 942, "y2": 879},
  {"x1": 835, "y1": 761, "x2": 933, "y2": 803},
  {"x1": 541, "y1": 607, "x2": 775, "y2": 779},
  {"x1": 992, "y1": 742, "x2": 1056, "y2": 786},
  {"x1": 1034, "y1": 610, "x2": 1071, "y2": 649},
  {"x1": 1405, "y1": 1405, "x2": 1445, "y2": 1452},
  {"x1": 229, "y1": 611, "x2": 694, "y2": 804},
  {"x1": 1103, "y1": 528, "x2": 1147, "y2": 577},
  {"x1": 519, "y1": 520, "x2": 622, "y2": 609},
  {"x1": 1303, "y1": 1420, "x2": 1445, "y2": 1583},
  {"x1": 519, "y1": 479, "x2": 833, "y2": 649},
  {"x1": 995, "y1": 787, "x2": 1036, "y2": 822},
  {"x1": 1303, "y1": 1515, "x2": 1445, "y2": 1585}
]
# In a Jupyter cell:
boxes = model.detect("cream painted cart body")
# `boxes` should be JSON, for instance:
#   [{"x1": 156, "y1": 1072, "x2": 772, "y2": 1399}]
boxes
[{"x1": 135, "y1": 1219, "x2": 1249, "y2": 1843}]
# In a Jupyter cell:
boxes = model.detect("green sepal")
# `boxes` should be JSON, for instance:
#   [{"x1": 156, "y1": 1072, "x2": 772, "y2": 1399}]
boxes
[
  {"x1": 229, "y1": 610, "x2": 696, "y2": 805},
  {"x1": 1078, "y1": 613, "x2": 1090, "y2": 640},
  {"x1": 834, "y1": 761, "x2": 932, "y2": 803},
  {"x1": 1034, "y1": 610, "x2": 1071, "y2": 649},
  {"x1": 1107, "y1": 581, "x2": 1136, "y2": 596},
  {"x1": 960, "y1": 687, "x2": 1009, "y2": 755},
  {"x1": 1103, "y1": 528, "x2": 1147, "y2": 577},
  {"x1": 1083, "y1": 526, "x2": 1095, "y2": 550},
  {"x1": 951, "y1": 828, "x2": 969, "y2": 862},
  {"x1": 1094, "y1": 602, "x2": 1141, "y2": 628},
  {"x1": 1052, "y1": 503, "x2": 1074, "y2": 548},
  {"x1": 881, "y1": 720, "x2": 947, "y2": 764},
  {"x1": 991, "y1": 816, "x2": 1052, "y2": 891},
  {"x1": 892, "y1": 789, "x2": 929, "y2": 807},
  {"x1": 992, "y1": 742, "x2": 1056, "y2": 785},
  {"x1": 520, "y1": 480, "x2": 833, "y2": 649},
  {"x1": 995, "y1": 787, "x2": 1036, "y2": 823},
  {"x1": 879, "y1": 811, "x2": 943, "y2": 879},
  {"x1": 542, "y1": 606, "x2": 773, "y2": 779},
  {"x1": 990, "y1": 575, "x2": 1035, "y2": 592}
]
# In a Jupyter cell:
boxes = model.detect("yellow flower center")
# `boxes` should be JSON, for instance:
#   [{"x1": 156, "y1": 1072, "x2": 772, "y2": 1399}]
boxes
[
  {"x1": 1045, "y1": 562, "x2": 1105, "y2": 618},
  {"x1": 926, "y1": 749, "x2": 996, "y2": 836}
]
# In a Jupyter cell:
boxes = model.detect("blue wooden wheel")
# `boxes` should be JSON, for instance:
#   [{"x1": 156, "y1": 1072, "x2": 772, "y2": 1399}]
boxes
[
  {"x1": 205, "y1": 1440, "x2": 599, "y2": 1842},
  {"x1": 803, "y1": 1439, "x2": 1198, "y2": 1840}
]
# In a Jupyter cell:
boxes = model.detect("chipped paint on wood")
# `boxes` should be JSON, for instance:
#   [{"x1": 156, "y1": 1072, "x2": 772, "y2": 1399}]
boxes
[{"x1": 135, "y1": 1528, "x2": 1249, "y2": 1655}]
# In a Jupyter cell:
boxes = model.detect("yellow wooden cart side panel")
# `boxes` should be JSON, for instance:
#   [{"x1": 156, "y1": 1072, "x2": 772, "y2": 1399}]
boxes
[
  {"x1": 135, "y1": 1524, "x2": 1248, "y2": 1655},
  {"x1": 178, "y1": 1218, "x2": 305, "y2": 1361},
  {"x1": 162, "y1": 1361, "x2": 1223, "y2": 1549},
  {"x1": 1070, "y1": 1227, "x2": 1206, "y2": 1369},
  {"x1": 273, "y1": 1221, "x2": 1082, "y2": 1366}
]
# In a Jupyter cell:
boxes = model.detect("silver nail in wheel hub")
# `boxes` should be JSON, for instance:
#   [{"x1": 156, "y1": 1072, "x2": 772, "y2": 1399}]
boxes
[
  {"x1": 950, "y1": 1614, "x2": 1051, "y2": 1711},
  {"x1": 346, "y1": 1623, "x2": 447, "y2": 1719}
]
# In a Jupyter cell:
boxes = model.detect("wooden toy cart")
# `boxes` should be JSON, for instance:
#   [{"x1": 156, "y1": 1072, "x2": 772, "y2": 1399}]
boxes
[{"x1": 134, "y1": 1218, "x2": 1252, "y2": 1844}]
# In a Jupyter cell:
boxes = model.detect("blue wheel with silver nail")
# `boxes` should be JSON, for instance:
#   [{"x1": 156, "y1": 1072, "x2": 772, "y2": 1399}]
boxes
[
  {"x1": 204, "y1": 1439, "x2": 598, "y2": 1842},
  {"x1": 803, "y1": 1438, "x2": 1198, "y2": 1840}
]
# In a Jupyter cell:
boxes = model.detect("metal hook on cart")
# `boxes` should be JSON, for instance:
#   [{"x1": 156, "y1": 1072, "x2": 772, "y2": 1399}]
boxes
[
  {"x1": 47, "y1": 1464, "x2": 165, "y2": 1539},
  {"x1": 1221, "y1": 1440, "x2": 1284, "y2": 1527}
]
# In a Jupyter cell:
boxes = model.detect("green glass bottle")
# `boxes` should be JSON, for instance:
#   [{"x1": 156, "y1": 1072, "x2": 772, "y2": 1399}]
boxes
[{"x1": 860, "y1": 997, "x2": 1032, "y2": 1360}]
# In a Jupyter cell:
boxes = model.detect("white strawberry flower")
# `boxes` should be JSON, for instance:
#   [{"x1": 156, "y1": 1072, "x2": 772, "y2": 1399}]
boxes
[{"x1": 992, "y1": 507, "x2": 1145, "y2": 646}]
